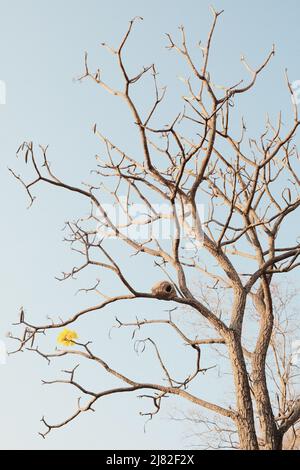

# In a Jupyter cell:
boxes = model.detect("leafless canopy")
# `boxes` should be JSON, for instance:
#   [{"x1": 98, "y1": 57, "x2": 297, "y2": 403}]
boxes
[{"x1": 10, "y1": 9, "x2": 300, "y2": 449}]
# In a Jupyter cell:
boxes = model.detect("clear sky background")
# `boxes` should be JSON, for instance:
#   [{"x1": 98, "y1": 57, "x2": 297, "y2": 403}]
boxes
[{"x1": 0, "y1": 0, "x2": 300, "y2": 450}]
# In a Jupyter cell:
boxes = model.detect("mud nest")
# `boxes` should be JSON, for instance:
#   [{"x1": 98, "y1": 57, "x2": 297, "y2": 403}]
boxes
[{"x1": 151, "y1": 280, "x2": 176, "y2": 299}]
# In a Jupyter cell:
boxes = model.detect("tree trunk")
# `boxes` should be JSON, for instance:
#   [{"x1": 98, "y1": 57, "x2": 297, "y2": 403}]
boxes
[
  {"x1": 252, "y1": 356, "x2": 281, "y2": 449},
  {"x1": 227, "y1": 331, "x2": 259, "y2": 450},
  {"x1": 251, "y1": 283, "x2": 280, "y2": 450}
]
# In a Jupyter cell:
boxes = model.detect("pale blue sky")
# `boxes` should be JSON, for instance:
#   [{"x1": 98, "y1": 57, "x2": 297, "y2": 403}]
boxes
[{"x1": 0, "y1": 0, "x2": 299, "y2": 450}]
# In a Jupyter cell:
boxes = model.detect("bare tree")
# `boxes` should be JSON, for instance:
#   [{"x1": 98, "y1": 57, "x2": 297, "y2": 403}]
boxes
[{"x1": 9, "y1": 9, "x2": 300, "y2": 450}]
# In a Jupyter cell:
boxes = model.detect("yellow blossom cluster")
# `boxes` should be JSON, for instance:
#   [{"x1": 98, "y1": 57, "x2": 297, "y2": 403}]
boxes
[{"x1": 57, "y1": 328, "x2": 78, "y2": 347}]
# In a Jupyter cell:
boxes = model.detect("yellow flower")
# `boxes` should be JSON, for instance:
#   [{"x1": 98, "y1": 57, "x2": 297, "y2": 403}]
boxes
[{"x1": 57, "y1": 328, "x2": 78, "y2": 347}]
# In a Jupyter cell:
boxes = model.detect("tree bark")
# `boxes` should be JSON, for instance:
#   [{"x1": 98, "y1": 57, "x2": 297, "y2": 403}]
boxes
[
  {"x1": 227, "y1": 330, "x2": 259, "y2": 450},
  {"x1": 251, "y1": 282, "x2": 281, "y2": 450}
]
